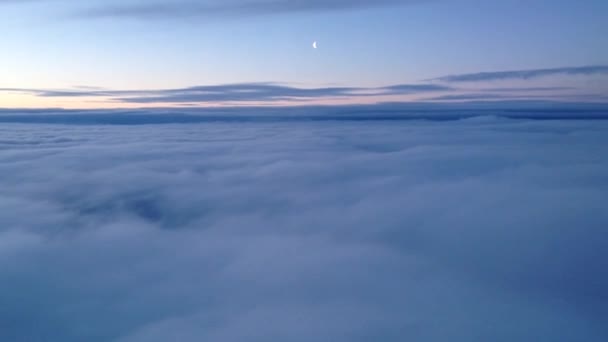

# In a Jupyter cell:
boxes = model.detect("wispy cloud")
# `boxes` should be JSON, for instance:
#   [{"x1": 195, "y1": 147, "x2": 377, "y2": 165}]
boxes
[
  {"x1": 380, "y1": 84, "x2": 450, "y2": 94},
  {"x1": 480, "y1": 87, "x2": 576, "y2": 92},
  {"x1": 76, "y1": 0, "x2": 429, "y2": 20},
  {"x1": 423, "y1": 92, "x2": 608, "y2": 103},
  {"x1": 1, "y1": 83, "x2": 451, "y2": 104},
  {"x1": 432, "y1": 65, "x2": 608, "y2": 83},
  {"x1": 4, "y1": 81, "x2": 607, "y2": 106}
]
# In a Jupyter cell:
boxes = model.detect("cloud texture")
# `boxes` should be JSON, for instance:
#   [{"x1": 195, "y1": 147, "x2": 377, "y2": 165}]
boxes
[{"x1": 1, "y1": 114, "x2": 607, "y2": 341}]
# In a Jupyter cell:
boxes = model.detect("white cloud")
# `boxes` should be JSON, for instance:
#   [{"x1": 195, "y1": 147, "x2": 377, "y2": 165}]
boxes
[{"x1": 0, "y1": 116, "x2": 607, "y2": 341}]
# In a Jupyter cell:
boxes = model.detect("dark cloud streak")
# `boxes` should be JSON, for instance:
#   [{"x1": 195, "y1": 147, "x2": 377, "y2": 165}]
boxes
[
  {"x1": 423, "y1": 92, "x2": 608, "y2": 103},
  {"x1": 76, "y1": 0, "x2": 430, "y2": 20},
  {"x1": 433, "y1": 65, "x2": 608, "y2": 83}
]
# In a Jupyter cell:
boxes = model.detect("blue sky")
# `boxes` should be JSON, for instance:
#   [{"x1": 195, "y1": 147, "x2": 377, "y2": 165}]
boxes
[{"x1": 1, "y1": 0, "x2": 607, "y2": 108}]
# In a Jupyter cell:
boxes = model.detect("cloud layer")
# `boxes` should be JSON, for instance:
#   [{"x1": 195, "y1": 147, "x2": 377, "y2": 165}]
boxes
[{"x1": 1, "y1": 114, "x2": 607, "y2": 341}]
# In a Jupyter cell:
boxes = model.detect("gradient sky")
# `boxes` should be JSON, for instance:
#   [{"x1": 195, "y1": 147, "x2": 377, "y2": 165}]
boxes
[{"x1": 1, "y1": 0, "x2": 607, "y2": 108}]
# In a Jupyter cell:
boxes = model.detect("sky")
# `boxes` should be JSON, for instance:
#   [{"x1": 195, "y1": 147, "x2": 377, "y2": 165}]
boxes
[{"x1": 1, "y1": 0, "x2": 608, "y2": 108}]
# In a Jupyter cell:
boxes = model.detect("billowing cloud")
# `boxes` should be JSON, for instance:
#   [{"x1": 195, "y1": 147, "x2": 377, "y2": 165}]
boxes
[
  {"x1": 1, "y1": 112, "x2": 607, "y2": 341},
  {"x1": 432, "y1": 65, "x2": 608, "y2": 82}
]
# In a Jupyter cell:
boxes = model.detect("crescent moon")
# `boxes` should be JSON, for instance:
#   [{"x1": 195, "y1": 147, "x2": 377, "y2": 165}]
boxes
[{"x1": 313, "y1": 41, "x2": 317, "y2": 49}]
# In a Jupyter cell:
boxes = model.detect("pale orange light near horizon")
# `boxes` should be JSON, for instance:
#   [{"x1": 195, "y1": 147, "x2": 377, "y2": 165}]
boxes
[
  {"x1": 0, "y1": 93, "x2": 161, "y2": 109},
  {"x1": 0, "y1": 93, "x2": 428, "y2": 110}
]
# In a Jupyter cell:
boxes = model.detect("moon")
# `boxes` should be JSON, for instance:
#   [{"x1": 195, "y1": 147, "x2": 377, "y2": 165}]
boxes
[{"x1": 312, "y1": 41, "x2": 317, "y2": 49}]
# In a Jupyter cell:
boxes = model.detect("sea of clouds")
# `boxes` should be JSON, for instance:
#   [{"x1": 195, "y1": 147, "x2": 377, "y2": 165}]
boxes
[{"x1": 1, "y1": 115, "x2": 607, "y2": 341}]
